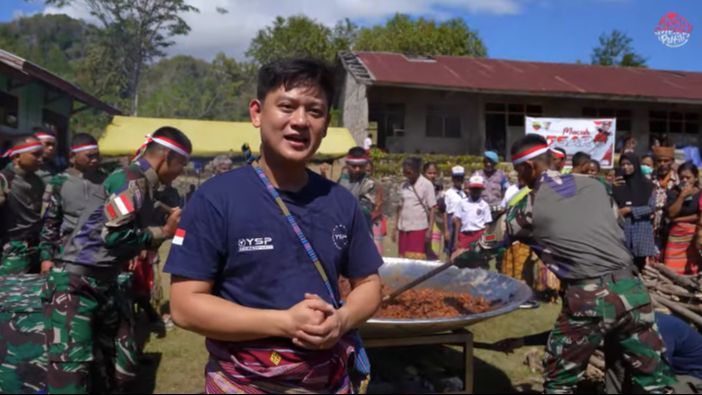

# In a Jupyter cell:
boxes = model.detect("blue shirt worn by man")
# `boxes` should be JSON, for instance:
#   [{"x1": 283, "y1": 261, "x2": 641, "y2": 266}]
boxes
[
  {"x1": 164, "y1": 164, "x2": 383, "y2": 319},
  {"x1": 656, "y1": 312, "x2": 702, "y2": 379}
]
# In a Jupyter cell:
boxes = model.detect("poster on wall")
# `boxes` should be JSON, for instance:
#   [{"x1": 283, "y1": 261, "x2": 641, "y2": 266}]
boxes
[{"x1": 525, "y1": 117, "x2": 616, "y2": 168}]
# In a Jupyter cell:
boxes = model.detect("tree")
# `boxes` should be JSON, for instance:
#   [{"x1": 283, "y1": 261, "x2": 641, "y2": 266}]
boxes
[
  {"x1": 137, "y1": 54, "x2": 256, "y2": 121},
  {"x1": 246, "y1": 15, "x2": 356, "y2": 65},
  {"x1": 591, "y1": 30, "x2": 646, "y2": 67},
  {"x1": 354, "y1": 14, "x2": 487, "y2": 57},
  {"x1": 44, "y1": 0, "x2": 199, "y2": 114},
  {"x1": 0, "y1": 14, "x2": 94, "y2": 80}
]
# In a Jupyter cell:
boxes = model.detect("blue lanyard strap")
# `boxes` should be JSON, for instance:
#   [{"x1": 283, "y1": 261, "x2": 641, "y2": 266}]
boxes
[{"x1": 251, "y1": 160, "x2": 340, "y2": 308}]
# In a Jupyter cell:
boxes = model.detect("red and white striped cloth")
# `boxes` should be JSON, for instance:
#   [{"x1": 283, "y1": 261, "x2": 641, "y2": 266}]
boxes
[
  {"x1": 106, "y1": 193, "x2": 135, "y2": 220},
  {"x1": 2, "y1": 141, "x2": 43, "y2": 158}
]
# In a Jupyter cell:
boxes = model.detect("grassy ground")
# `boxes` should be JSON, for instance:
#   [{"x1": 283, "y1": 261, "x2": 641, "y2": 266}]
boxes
[{"x1": 137, "y1": 240, "x2": 561, "y2": 393}]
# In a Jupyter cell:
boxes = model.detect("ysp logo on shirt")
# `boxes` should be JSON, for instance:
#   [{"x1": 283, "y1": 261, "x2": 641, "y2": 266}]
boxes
[
  {"x1": 238, "y1": 237, "x2": 274, "y2": 252},
  {"x1": 332, "y1": 225, "x2": 349, "y2": 250}
]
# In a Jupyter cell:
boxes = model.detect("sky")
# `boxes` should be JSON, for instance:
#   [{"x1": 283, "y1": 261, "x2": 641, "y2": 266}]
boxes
[{"x1": 1, "y1": 0, "x2": 701, "y2": 72}]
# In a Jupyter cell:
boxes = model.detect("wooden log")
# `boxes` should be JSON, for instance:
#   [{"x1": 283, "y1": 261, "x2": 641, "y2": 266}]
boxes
[
  {"x1": 657, "y1": 284, "x2": 698, "y2": 299},
  {"x1": 651, "y1": 294, "x2": 702, "y2": 328},
  {"x1": 643, "y1": 280, "x2": 659, "y2": 288},
  {"x1": 652, "y1": 263, "x2": 701, "y2": 291},
  {"x1": 655, "y1": 291, "x2": 681, "y2": 302},
  {"x1": 682, "y1": 303, "x2": 702, "y2": 316}
]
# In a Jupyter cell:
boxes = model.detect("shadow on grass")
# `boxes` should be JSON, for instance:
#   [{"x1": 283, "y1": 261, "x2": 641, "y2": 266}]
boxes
[{"x1": 367, "y1": 343, "x2": 530, "y2": 394}]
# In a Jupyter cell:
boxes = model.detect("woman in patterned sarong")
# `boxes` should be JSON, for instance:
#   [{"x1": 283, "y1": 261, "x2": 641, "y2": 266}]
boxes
[{"x1": 664, "y1": 161, "x2": 702, "y2": 275}]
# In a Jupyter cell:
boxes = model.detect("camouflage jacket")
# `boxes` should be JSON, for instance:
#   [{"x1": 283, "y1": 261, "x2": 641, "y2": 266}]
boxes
[
  {"x1": 338, "y1": 175, "x2": 376, "y2": 216},
  {"x1": 58, "y1": 159, "x2": 168, "y2": 267},
  {"x1": 38, "y1": 168, "x2": 107, "y2": 261},
  {"x1": 0, "y1": 164, "x2": 45, "y2": 245}
]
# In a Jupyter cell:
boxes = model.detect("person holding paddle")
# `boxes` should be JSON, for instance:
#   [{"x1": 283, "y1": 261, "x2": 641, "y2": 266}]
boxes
[{"x1": 506, "y1": 134, "x2": 673, "y2": 394}]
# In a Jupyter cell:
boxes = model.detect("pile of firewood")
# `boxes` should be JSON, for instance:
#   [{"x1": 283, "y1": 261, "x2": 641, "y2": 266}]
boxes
[
  {"x1": 642, "y1": 263, "x2": 702, "y2": 328},
  {"x1": 586, "y1": 263, "x2": 702, "y2": 381}
]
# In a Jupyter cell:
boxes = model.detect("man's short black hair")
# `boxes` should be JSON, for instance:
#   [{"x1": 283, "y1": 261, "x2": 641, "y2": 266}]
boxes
[
  {"x1": 11, "y1": 134, "x2": 37, "y2": 148},
  {"x1": 402, "y1": 157, "x2": 422, "y2": 173},
  {"x1": 572, "y1": 151, "x2": 592, "y2": 168},
  {"x1": 71, "y1": 133, "x2": 98, "y2": 148},
  {"x1": 423, "y1": 161, "x2": 437, "y2": 173},
  {"x1": 32, "y1": 126, "x2": 55, "y2": 136},
  {"x1": 589, "y1": 159, "x2": 601, "y2": 172},
  {"x1": 146, "y1": 126, "x2": 192, "y2": 156},
  {"x1": 511, "y1": 134, "x2": 549, "y2": 161},
  {"x1": 347, "y1": 146, "x2": 367, "y2": 158},
  {"x1": 257, "y1": 58, "x2": 335, "y2": 108}
]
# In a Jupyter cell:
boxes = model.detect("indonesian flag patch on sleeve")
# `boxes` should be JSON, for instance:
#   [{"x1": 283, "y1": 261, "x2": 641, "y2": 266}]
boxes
[
  {"x1": 173, "y1": 228, "x2": 186, "y2": 245},
  {"x1": 105, "y1": 193, "x2": 135, "y2": 220}
]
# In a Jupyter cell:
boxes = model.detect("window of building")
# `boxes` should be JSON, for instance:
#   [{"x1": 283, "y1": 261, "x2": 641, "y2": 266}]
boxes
[
  {"x1": 0, "y1": 90, "x2": 19, "y2": 129},
  {"x1": 581, "y1": 107, "x2": 631, "y2": 133},
  {"x1": 484, "y1": 103, "x2": 542, "y2": 157},
  {"x1": 486, "y1": 102, "x2": 542, "y2": 127},
  {"x1": 425, "y1": 105, "x2": 461, "y2": 138},
  {"x1": 369, "y1": 103, "x2": 405, "y2": 138},
  {"x1": 649, "y1": 110, "x2": 700, "y2": 135}
]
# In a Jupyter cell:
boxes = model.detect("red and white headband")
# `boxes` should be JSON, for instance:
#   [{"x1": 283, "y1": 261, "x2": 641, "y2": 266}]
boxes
[
  {"x1": 512, "y1": 144, "x2": 550, "y2": 165},
  {"x1": 135, "y1": 134, "x2": 190, "y2": 160},
  {"x1": 346, "y1": 155, "x2": 369, "y2": 166},
  {"x1": 71, "y1": 144, "x2": 99, "y2": 154},
  {"x1": 34, "y1": 132, "x2": 56, "y2": 142},
  {"x1": 550, "y1": 148, "x2": 566, "y2": 159},
  {"x1": 3, "y1": 141, "x2": 43, "y2": 158}
]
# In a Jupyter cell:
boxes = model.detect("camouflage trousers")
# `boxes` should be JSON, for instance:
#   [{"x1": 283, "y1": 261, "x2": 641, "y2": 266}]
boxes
[
  {"x1": 0, "y1": 275, "x2": 47, "y2": 394},
  {"x1": 0, "y1": 241, "x2": 37, "y2": 275},
  {"x1": 42, "y1": 268, "x2": 138, "y2": 394},
  {"x1": 544, "y1": 276, "x2": 675, "y2": 394}
]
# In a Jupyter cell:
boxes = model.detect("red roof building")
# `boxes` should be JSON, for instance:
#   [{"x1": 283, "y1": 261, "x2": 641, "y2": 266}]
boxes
[{"x1": 338, "y1": 51, "x2": 702, "y2": 157}]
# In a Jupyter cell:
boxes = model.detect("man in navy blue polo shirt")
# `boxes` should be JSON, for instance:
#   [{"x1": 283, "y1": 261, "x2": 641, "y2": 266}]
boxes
[{"x1": 164, "y1": 58, "x2": 383, "y2": 394}]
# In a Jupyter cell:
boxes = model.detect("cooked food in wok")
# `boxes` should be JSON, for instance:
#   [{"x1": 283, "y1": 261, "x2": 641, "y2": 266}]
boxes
[
  {"x1": 340, "y1": 279, "x2": 490, "y2": 319},
  {"x1": 378, "y1": 287, "x2": 490, "y2": 319}
]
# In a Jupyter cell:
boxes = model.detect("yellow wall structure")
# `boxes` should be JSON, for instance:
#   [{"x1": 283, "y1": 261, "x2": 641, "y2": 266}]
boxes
[{"x1": 99, "y1": 116, "x2": 357, "y2": 158}]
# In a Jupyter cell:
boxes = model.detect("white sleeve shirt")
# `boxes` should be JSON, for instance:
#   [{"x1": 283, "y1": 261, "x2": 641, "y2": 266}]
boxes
[
  {"x1": 444, "y1": 187, "x2": 466, "y2": 215},
  {"x1": 456, "y1": 198, "x2": 493, "y2": 232}
]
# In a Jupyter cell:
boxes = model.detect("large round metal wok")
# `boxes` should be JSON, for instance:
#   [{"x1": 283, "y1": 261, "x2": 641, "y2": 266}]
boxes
[{"x1": 360, "y1": 257, "x2": 533, "y2": 338}]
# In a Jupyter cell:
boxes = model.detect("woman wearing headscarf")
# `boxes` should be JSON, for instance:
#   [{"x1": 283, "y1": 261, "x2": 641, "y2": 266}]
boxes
[
  {"x1": 664, "y1": 161, "x2": 702, "y2": 275},
  {"x1": 613, "y1": 154, "x2": 656, "y2": 270}
]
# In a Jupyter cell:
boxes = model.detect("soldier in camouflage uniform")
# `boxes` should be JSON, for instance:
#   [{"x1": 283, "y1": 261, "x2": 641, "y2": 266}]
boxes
[
  {"x1": 33, "y1": 128, "x2": 62, "y2": 184},
  {"x1": 338, "y1": 147, "x2": 380, "y2": 231},
  {"x1": 44, "y1": 126, "x2": 191, "y2": 393},
  {"x1": 0, "y1": 274, "x2": 47, "y2": 394},
  {"x1": 0, "y1": 273, "x2": 134, "y2": 393},
  {"x1": 38, "y1": 133, "x2": 107, "y2": 274},
  {"x1": 505, "y1": 134, "x2": 674, "y2": 394},
  {"x1": 0, "y1": 136, "x2": 46, "y2": 275}
]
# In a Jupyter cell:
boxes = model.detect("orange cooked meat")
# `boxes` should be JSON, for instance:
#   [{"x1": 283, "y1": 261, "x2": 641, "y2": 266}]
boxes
[{"x1": 340, "y1": 280, "x2": 490, "y2": 319}]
